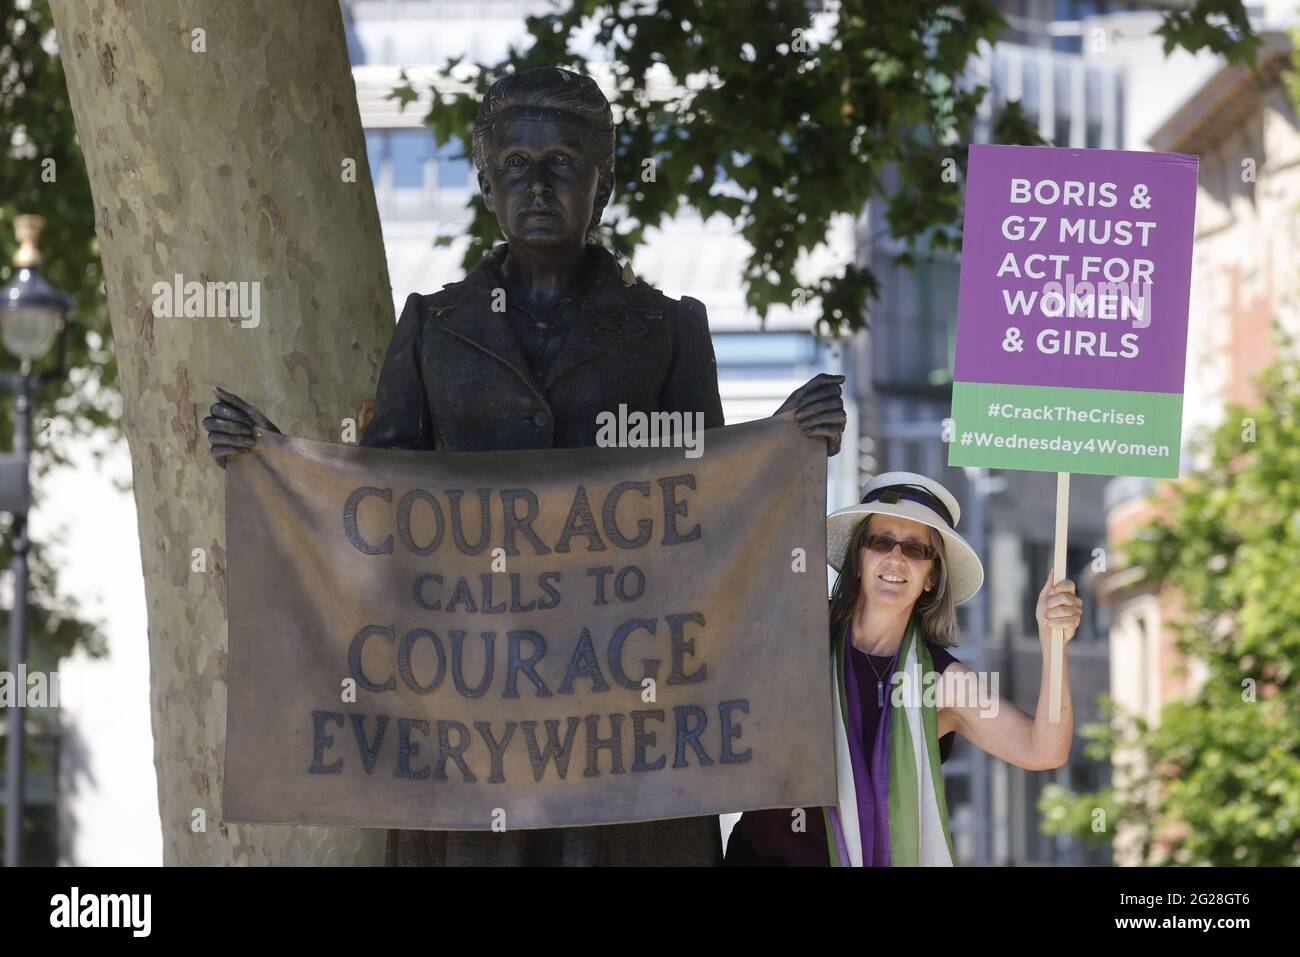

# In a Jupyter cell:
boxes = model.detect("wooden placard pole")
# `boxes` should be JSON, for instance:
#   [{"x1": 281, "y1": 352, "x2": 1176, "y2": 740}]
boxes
[{"x1": 1049, "y1": 471, "x2": 1070, "y2": 724}]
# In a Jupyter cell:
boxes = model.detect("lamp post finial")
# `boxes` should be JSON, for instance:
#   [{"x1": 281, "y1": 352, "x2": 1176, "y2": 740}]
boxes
[{"x1": 12, "y1": 215, "x2": 44, "y2": 268}]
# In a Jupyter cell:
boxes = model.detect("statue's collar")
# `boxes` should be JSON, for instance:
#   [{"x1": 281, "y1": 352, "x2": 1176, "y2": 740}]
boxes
[
  {"x1": 462, "y1": 242, "x2": 627, "y2": 297},
  {"x1": 431, "y1": 242, "x2": 657, "y2": 394}
]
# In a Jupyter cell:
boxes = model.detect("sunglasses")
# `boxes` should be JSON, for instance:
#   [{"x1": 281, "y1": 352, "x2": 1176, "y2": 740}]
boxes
[{"x1": 861, "y1": 532, "x2": 937, "y2": 562}]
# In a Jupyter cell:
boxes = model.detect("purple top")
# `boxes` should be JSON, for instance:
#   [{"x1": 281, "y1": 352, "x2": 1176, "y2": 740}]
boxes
[{"x1": 723, "y1": 633, "x2": 957, "y2": 867}]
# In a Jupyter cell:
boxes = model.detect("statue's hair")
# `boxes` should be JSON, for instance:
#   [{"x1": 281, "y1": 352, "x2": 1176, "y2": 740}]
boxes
[{"x1": 472, "y1": 66, "x2": 616, "y2": 240}]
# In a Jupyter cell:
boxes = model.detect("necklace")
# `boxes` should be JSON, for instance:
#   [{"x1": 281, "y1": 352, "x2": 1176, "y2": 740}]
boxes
[{"x1": 861, "y1": 646, "x2": 900, "y2": 708}]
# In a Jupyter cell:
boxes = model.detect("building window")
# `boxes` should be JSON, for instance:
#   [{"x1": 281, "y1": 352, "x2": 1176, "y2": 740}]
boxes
[
  {"x1": 1021, "y1": 56, "x2": 1040, "y2": 116},
  {"x1": 1134, "y1": 610, "x2": 1150, "y2": 717},
  {"x1": 1054, "y1": 60, "x2": 1074, "y2": 145},
  {"x1": 1021, "y1": 539, "x2": 1108, "y2": 640},
  {"x1": 435, "y1": 142, "x2": 472, "y2": 190},
  {"x1": 992, "y1": 51, "x2": 1009, "y2": 110},
  {"x1": 0, "y1": 732, "x2": 59, "y2": 865},
  {"x1": 390, "y1": 129, "x2": 433, "y2": 189},
  {"x1": 365, "y1": 129, "x2": 474, "y2": 193},
  {"x1": 1085, "y1": 68, "x2": 1104, "y2": 148},
  {"x1": 869, "y1": 251, "x2": 958, "y2": 389}
]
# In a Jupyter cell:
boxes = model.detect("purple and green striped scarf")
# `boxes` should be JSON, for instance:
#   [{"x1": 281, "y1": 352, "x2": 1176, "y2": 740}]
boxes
[{"x1": 822, "y1": 617, "x2": 956, "y2": 866}]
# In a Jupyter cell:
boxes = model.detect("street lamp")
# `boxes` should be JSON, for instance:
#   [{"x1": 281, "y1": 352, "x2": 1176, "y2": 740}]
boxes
[{"x1": 0, "y1": 215, "x2": 72, "y2": 867}]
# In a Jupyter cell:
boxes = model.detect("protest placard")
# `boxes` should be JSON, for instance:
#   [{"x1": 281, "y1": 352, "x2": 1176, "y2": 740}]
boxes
[
  {"x1": 949, "y1": 144, "x2": 1197, "y2": 478},
  {"x1": 949, "y1": 144, "x2": 1198, "y2": 719}
]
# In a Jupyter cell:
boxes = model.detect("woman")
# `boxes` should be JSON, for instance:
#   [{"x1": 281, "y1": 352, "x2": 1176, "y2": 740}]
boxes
[{"x1": 725, "y1": 471, "x2": 1083, "y2": 866}]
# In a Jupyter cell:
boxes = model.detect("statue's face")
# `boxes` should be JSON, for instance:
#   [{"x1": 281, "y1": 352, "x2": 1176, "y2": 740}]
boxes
[{"x1": 478, "y1": 107, "x2": 602, "y2": 249}]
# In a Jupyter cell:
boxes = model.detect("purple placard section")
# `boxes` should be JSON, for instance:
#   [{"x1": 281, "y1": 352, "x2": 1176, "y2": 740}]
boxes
[{"x1": 953, "y1": 144, "x2": 1197, "y2": 394}]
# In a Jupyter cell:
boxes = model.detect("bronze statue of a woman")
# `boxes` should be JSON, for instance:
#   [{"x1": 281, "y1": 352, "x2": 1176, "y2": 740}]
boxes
[{"x1": 205, "y1": 66, "x2": 846, "y2": 866}]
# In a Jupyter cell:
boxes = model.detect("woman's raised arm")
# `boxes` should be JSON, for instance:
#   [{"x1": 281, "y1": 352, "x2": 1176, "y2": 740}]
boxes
[{"x1": 936, "y1": 572, "x2": 1083, "y2": 771}]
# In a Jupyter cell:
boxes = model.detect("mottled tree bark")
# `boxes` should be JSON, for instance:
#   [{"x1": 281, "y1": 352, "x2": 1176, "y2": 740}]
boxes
[{"x1": 50, "y1": 0, "x2": 390, "y2": 864}]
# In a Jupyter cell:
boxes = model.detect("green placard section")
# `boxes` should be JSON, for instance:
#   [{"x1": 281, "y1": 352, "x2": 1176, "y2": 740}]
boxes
[{"x1": 948, "y1": 381, "x2": 1182, "y2": 478}]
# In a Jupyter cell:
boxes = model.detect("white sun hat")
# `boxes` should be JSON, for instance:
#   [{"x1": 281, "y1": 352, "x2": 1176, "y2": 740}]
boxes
[{"x1": 825, "y1": 470, "x2": 984, "y2": 605}]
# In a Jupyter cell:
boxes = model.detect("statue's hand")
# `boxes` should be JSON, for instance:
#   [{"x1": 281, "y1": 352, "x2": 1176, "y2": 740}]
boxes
[
  {"x1": 774, "y1": 373, "x2": 847, "y2": 457},
  {"x1": 205, "y1": 385, "x2": 281, "y2": 469}
]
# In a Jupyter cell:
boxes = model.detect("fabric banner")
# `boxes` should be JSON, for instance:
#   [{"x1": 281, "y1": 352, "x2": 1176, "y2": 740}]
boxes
[{"x1": 222, "y1": 413, "x2": 837, "y2": 831}]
